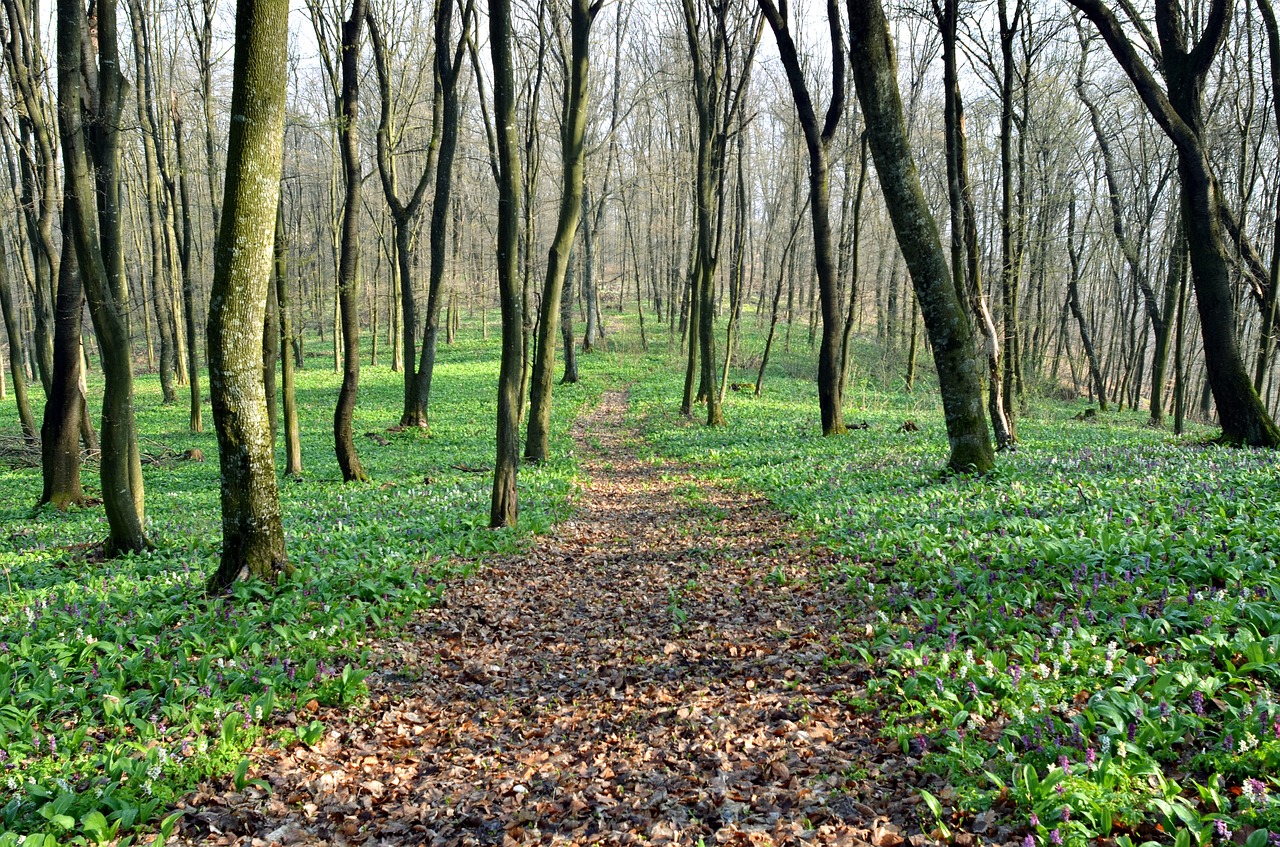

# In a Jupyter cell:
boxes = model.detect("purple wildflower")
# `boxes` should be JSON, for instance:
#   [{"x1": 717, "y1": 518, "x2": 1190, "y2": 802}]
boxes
[
  {"x1": 1191, "y1": 690, "x2": 1205, "y2": 716},
  {"x1": 1085, "y1": 747, "x2": 1096, "y2": 767},
  {"x1": 1030, "y1": 813, "x2": 1039, "y2": 827},
  {"x1": 1022, "y1": 837, "x2": 1035, "y2": 847},
  {"x1": 1050, "y1": 829, "x2": 1062, "y2": 846},
  {"x1": 1215, "y1": 819, "x2": 1231, "y2": 840}
]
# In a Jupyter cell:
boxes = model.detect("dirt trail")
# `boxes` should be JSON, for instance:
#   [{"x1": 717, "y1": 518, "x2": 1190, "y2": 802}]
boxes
[{"x1": 179, "y1": 391, "x2": 914, "y2": 847}]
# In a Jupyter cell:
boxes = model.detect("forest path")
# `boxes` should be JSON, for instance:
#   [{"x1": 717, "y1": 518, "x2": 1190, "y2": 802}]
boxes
[{"x1": 180, "y1": 391, "x2": 915, "y2": 847}]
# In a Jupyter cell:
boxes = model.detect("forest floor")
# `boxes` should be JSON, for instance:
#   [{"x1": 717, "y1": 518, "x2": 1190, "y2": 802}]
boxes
[{"x1": 174, "y1": 390, "x2": 927, "y2": 847}]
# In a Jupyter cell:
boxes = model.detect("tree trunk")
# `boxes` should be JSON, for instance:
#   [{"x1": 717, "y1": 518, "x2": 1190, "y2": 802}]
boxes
[
  {"x1": 206, "y1": 0, "x2": 291, "y2": 591},
  {"x1": 1070, "y1": 0, "x2": 1280, "y2": 446},
  {"x1": 526, "y1": 0, "x2": 599, "y2": 463},
  {"x1": 758, "y1": 0, "x2": 847, "y2": 434},
  {"x1": 0, "y1": 232, "x2": 37, "y2": 440},
  {"x1": 172, "y1": 100, "x2": 203, "y2": 432},
  {"x1": 846, "y1": 0, "x2": 995, "y2": 473},
  {"x1": 57, "y1": 0, "x2": 149, "y2": 555},
  {"x1": 412, "y1": 0, "x2": 469, "y2": 434},
  {"x1": 490, "y1": 0, "x2": 523, "y2": 528},
  {"x1": 334, "y1": 0, "x2": 369, "y2": 482},
  {"x1": 1067, "y1": 198, "x2": 1108, "y2": 410},
  {"x1": 39, "y1": 235, "x2": 84, "y2": 509},
  {"x1": 560, "y1": 244, "x2": 579, "y2": 383}
]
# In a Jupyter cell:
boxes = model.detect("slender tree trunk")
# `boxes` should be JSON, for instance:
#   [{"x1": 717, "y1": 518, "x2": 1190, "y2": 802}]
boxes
[
  {"x1": 526, "y1": 0, "x2": 599, "y2": 463},
  {"x1": 490, "y1": 0, "x2": 523, "y2": 527},
  {"x1": 206, "y1": 0, "x2": 291, "y2": 591},
  {"x1": 334, "y1": 0, "x2": 369, "y2": 482},
  {"x1": 412, "y1": 0, "x2": 470, "y2": 434},
  {"x1": 0, "y1": 233, "x2": 37, "y2": 440},
  {"x1": 560, "y1": 244, "x2": 579, "y2": 383},
  {"x1": 1067, "y1": 199, "x2": 1108, "y2": 409},
  {"x1": 173, "y1": 101, "x2": 203, "y2": 432},
  {"x1": 274, "y1": 200, "x2": 303, "y2": 477},
  {"x1": 58, "y1": 0, "x2": 149, "y2": 554}
]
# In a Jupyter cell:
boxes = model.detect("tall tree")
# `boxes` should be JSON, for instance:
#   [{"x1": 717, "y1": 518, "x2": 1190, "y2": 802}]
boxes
[
  {"x1": 525, "y1": 0, "x2": 603, "y2": 464},
  {"x1": 57, "y1": 0, "x2": 149, "y2": 554},
  {"x1": 489, "y1": 0, "x2": 522, "y2": 527},
  {"x1": 275, "y1": 197, "x2": 303, "y2": 477},
  {"x1": 333, "y1": 0, "x2": 369, "y2": 482},
  {"x1": 367, "y1": 2, "x2": 439, "y2": 427},
  {"x1": 1070, "y1": 0, "x2": 1280, "y2": 446},
  {"x1": 172, "y1": 98, "x2": 203, "y2": 432},
  {"x1": 206, "y1": 0, "x2": 291, "y2": 591},
  {"x1": 412, "y1": 0, "x2": 472, "y2": 433},
  {"x1": 0, "y1": 0, "x2": 58, "y2": 391},
  {"x1": 0, "y1": 230, "x2": 36, "y2": 440},
  {"x1": 758, "y1": 0, "x2": 848, "y2": 435},
  {"x1": 845, "y1": 0, "x2": 995, "y2": 473},
  {"x1": 679, "y1": 0, "x2": 760, "y2": 427}
]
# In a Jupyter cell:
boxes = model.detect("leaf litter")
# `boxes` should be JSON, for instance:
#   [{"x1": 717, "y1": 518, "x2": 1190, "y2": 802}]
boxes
[{"x1": 173, "y1": 391, "x2": 937, "y2": 847}]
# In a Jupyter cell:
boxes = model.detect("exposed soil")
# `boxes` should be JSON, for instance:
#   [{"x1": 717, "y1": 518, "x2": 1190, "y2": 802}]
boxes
[{"x1": 176, "y1": 390, "x2": 930, "y2": 847}]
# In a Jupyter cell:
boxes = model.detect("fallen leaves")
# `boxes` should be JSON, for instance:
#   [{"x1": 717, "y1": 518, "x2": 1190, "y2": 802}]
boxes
[{"x1": 173, "y1": 391, "x2": 948, "y2": 847}]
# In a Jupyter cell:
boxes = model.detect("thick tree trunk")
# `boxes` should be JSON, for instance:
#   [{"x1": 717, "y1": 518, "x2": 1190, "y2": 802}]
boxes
[
  {"x1": 846, "y1": 0, "x2": 995, "y2": 473},
  {"x1": 334, "y1": 0, "x2": 369, "y2": 483},
  {"x1": 206, "y1": 0, "x2": 291, "y2": 591}
]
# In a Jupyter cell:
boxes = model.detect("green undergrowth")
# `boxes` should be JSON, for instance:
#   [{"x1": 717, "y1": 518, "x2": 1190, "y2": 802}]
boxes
[
  {"x1": 630, "y1": 361, "x2": 1280, "y2": 847},
  {"x1": 0, "y1": 334, "x2": 600, "y2": 845}
]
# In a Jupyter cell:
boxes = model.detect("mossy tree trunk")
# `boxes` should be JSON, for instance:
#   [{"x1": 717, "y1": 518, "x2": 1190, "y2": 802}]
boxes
[
  {"x1": 206, "y1": 0, "x2": 291, "y2": 591},
  {"x1": 39, "y1": 235, "x2": 84, "y2": 509},
  {"x1": 526, "y1": 0, "x2": 602, "y2": 464},
  {"x1": 846, "y1": 0, "x2": 995, "y2": 473}
]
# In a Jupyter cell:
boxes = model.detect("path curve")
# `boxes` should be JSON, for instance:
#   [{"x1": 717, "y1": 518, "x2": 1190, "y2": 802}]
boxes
[{"x1": 179, "y1": 391, "x2": 913, "y2": 847}]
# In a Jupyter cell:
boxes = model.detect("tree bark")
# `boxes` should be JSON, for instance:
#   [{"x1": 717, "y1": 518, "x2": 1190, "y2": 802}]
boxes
[
  {"x1": 846, "y1": 0, "x2": 995, "y2": 473},
  {"x1": 758, "y1": 0, "x2": 847, "y2": 435},
  {"x1": 57, "y1": 0, "x2": 149, "y2": 555},
  {"x1": 490, "y1": 0, "x2": 523, "y2": 527},
  {"x1": 39, "y1": 235, "x2": 84, "y2": 509},
  {"x1": 206, "y1": 0, "x2": 291, "y2": 591},
  {"x1": 172, "y1": 99, "x2": 203, "y2": 432},
  {"x1": 526, "y1": 0, "x2": 601, "y2": 463},
  {"x1": 0, "y1": 231, "x2": 37, "y2": 440},
  {"x1": 334, "y1": 0, "x2": 369, "y2": 482},
  {"x1": 275, "y1": 198, "x2": 303, "y2": 478}
]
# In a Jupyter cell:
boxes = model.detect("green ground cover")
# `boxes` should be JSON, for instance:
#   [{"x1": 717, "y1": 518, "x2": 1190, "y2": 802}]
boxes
[
  {"x1": 0, "y1": 336, "x2": 599, "y2": 845},
  {"x1": 629, "y1": 359, "x2": 1280, "y2": 847}
]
